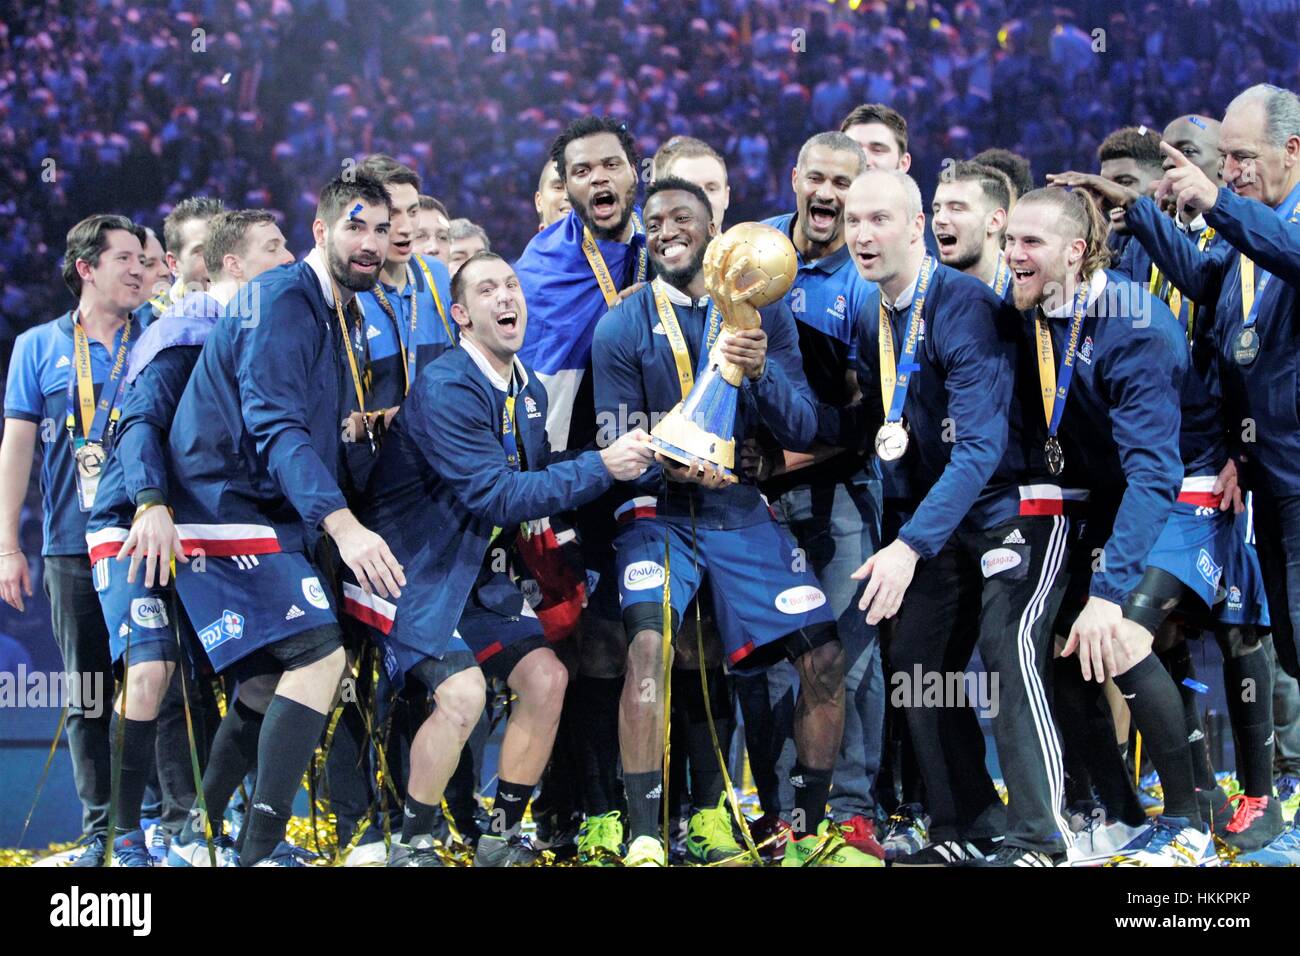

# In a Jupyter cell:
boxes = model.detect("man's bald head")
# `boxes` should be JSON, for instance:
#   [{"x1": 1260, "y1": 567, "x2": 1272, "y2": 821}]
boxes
[
  {"x1": 844, "y1": 169, "x2": 927, "y2": 295},
  {"x1": 1162, "y1": 115, "x2": 1223, "y2": 182}
]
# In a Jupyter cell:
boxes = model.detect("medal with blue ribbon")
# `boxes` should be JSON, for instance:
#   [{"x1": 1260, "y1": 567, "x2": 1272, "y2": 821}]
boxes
[
  {"x1": 1033, "y1": 280, "x2": 1090, "y2": 477},
  {"x1": 875, "y1": 255, "x2": 934, "y2": 462}
]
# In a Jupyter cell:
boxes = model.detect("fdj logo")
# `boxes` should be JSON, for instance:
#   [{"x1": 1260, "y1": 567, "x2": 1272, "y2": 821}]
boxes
[
  {"x1": 1196, "y1": 548, "x2": 1222, "y2": 589},
  {"x1": 199, "y1": 609, "x2": 245, "y2": 650}
]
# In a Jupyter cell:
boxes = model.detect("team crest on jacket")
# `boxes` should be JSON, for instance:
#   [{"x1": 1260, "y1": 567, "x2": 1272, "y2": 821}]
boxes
[
  {"x1": 524, "y1": 395, "x2": 541, "y2": 419},
  {"x1": 1078, "y1": 336, "x2": 1094, "y2": 365}
]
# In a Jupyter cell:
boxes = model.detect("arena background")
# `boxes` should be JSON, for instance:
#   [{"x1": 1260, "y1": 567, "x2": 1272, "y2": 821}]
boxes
[{"x1": 0, "y1": 0, "x2": 1292, "y2": 849}]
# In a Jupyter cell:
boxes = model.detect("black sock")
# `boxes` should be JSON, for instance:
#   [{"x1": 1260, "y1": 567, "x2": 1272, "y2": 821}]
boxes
[
  {"x1": 790, "y1": 763, "x2": 832, "y2": 838},
  {"x1": 1113, "y1": 654, "x2": 1203, "y2": 825},
  {"x1": 490, "y1": 779, "x2": 534, "y2": 838},
  {"x1": 678, "y1": 666, "x2": 730, "y2": 811},
  {"x1": 238, "y1": 695, "x2": 329, "y2": 865},
  {"x1": 401, "y1": 794, "x2": 439, "y2": 845},
  {"x1": 179, "y1": 697, "x2": 262, "y2": 844},
  {"x1": 575, "y1": 676, "x2": 622, "y2": 815},
  {"x1": 1160, "y1": 643, "x2": 1217, "y2": 790},
  {"x1": 114, "y1": 716, "x2": 158, "y2": 834},
  {"x1": 624, "y1": 770, "x2": 662, "y2": 841},
  {"x1": 1054, "y1": 656, "x2": 1147, "y2": 825},
  {"x1": 1222, "y1": 644, "x2": 1275, "y2": 797}
]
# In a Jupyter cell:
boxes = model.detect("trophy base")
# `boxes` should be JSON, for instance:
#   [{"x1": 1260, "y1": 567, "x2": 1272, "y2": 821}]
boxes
[{"x1": 649, "y1": 404, "x2": 736, "y2": 477}]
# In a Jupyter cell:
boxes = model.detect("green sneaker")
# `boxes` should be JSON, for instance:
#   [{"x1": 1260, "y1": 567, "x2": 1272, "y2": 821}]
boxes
[
  {"x1": 623, "y1": 834, "x2": 666, "y2": 867},
  {"x1": 686, "y1": 796, "x2": 748, "y2": 865},
  {"x1": 577, "y1": 811, "x2": 624, "y2": 866},
  {"x1": 780, "y1": 821, "x2": 884, "y2": 867}
]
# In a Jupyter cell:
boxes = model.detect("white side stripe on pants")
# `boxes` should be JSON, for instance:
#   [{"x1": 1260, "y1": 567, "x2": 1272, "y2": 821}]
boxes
[{"x1": 1014, "y1": 514, "x2": 1073, "y2": 849}]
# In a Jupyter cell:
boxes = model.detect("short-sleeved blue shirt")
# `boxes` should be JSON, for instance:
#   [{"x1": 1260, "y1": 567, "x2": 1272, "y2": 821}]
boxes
[{"x1": 4, "y1": 312, "x2": 138, "y2": 556}]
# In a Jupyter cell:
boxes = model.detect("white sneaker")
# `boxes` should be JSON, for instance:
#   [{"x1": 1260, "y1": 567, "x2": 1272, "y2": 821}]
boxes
[
  {"x1": 623, "y1": 834, "x2": 666, "y2": 867},
  {"x1": 343, "y1": 839, "x2": 389, "y2": 867},
  {"x1": 1113, "y1": 818, "x2": 1219, "y2": 867},
  {"x1": 1067, "y1": 818, "x2": 1153, "y2": 865},
  {"x1": 166, "y1": 835, "x2": 239, "y2": 867}
]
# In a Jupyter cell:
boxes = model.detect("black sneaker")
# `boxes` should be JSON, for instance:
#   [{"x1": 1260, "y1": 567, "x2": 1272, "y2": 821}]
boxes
[
  {"x1": 893, "y1": 835, "x2": 1002, "y2": 867},
  {"x1": 473, "y1": 834, "x2": 541, "y2": 867},
  {"x1": 1221, "y1": 795, "x2": 1285, "y2": 853},
  {"x1": 1196, "y1": 786, "x2": 1235, "y2": 835},
  {"x1": 975, "y1": 844, "x2": 1064, "y2": 867}
]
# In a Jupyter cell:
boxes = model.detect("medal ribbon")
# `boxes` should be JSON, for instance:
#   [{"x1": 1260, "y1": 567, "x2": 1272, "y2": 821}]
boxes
[
  {"x1": 581, "y1": 212, "x2": 649, "y2": 309},
  {"x1": 991, "y1": 252, "x2": 1012, "y2": 297},
  {"x1": 878, "y1": 255, "x2": 934, "y2": 424},
  {"x1": 413, "y1": 255, "x2": 456, "y2": 347},
  {"x1": 371, "y1": 266, "x2": 416, "y2": 396},
  {"x1": 335, "y1": 287, "x2": 373, "y2": 446},
  {"x1": 1240, "y1": 190, "x2": 1300, "y2": 331},
  {"x1": 1033, "y1": 280, "x2": 1090, "y2": 439},
  {"x1": 65, "y1": 310, "x2": 133, "y2": 443},
  {"x1": 652, "y1": 279, "x2": 722, "y2": 402}
]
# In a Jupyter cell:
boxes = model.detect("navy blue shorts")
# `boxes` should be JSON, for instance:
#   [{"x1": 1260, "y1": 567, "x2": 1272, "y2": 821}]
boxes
[
  {"x1": 88, "y1": 528, "x2": 178, "y2": 666},
  {"x1": 174, "y1": 549, "x2": 339, "y2": 673},
  {"x1": 613, "y1": 512, "x2": 835, "y2": 667}
]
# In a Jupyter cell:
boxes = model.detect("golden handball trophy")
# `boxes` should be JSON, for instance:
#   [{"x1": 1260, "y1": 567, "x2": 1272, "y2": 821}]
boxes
[{"x1": 648, "y1": 221, "x2": 798, "y2": 479}]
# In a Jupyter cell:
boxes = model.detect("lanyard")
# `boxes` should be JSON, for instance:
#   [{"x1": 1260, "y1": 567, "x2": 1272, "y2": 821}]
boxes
[
  {"x1": 371, "y1": 266, "x2": 416, "y2": 396},
  {"x1": 1240, "y1": 191, "x2": 1300, "y2": 330},
  {"x1": 580, "y1": 213, "x2": 649, "y2": 309},
  {"x1": 651, "y1": 279, "x2": 722, "y2": 402},
  {"x1": 1148, "y1": 228, "x2": 1215, "y2": 341},
  {"x1": 991, "y1": 252, "x2": 1012, "y2": 298},
  {"x1": 65, "y1": 311, "x2": 133, "y2": 444},
  {"x1": 413, "y1": 255, "x2": 456, "y2": 346},
  {"x1": 335, "y1": 285, "x2": 373, "y2": 450},
  {"x1": 1033, "y1": 280, "x2": 1090, "y2": 439},
  {"x1": 878, "y1": 255, "x2": 934, "y2": 424},
  {"x1": 501, "y1": 375, "x2": 526, "y2": 472}
]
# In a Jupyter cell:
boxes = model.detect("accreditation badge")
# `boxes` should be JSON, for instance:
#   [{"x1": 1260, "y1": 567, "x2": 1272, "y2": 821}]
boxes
[
  {"x1": 874, "y1": 421, "x2": 909, "y2": 462},
  {"x1": 74, "y1": 439, "x2": 107, "y2": 512}
]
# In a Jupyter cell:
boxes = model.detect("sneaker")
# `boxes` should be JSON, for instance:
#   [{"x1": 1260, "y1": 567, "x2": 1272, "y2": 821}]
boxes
[
  {"x1": 686, "y1": 796, "x2": 747, "y2": 865},
  {"x1": 835, "y1": 814, "x2": 886, "y2": 861},
  {"x1": 533, "y1": 813, "x2": 579, "y2": 860},
  {"x1": 1197, "y1": 786, "x2": 1235, "y2": 835},
  {"x1": 894, "y1": 835, "x2": 1002, "y2": 867},
  {"x1": 975, "y1": 844, "x2": 1062, "y2": 867},
  {"x1": 342, "y1": 828, "x2": 389, "y2": 867},
  {"x1": 881, "y1": 803, "x2": 929, "y2": 861},
  {"x1": 1237, "y1": 821, "x2": 1300, "y2": 866},
  {"x1": 576, "y1": 811, "x2": 624, "y2": 866},
  {"x1": 473, "y1": 833, "x2": 540, "y2": 867},
  {"x1": 1276, "y1": 774, "x2": 1300, "y2": 823},
  {"x1": 251, "y1": 841, "x2": 317, "y2": 867},
  {"x1": 146, "y1": 824, "x2": 169, "y2": 865},
  {"x1": 167, "y1": 834, "x2": 238, "y2": 867},
  {"x1": 747, "y1": 813, "x2": 789, "y2": 864},
  {"x1": 623, "y1": 834, "x2": 666, "y2": 867},
  {"x1": 1221, "y1": 794, "x2": 1284, "y2": 853},
  {"x1": 1067, "y1": 817, "x2": 1153, "y2": 865},
  {"x1": 110, "y1": 830, "x2": 154, "y2": 867},
  {"x1": 386, "y1": 837, "x2": 445, "y2": 868},
  {"x1": 70, "y1": 835, "x2": 107, "y2": 868},
  {"x1": 781, "y1": 820, "x2": 884, "y2": 867},
  {"x1": 1112, "y1": 816, "x2": 1219, "y2": 867}
]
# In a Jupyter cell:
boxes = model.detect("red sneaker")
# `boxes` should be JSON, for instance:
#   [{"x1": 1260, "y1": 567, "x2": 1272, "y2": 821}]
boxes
[
  {"x1": 837, "y1": 814, "x2": 886, "y2": 860},
  {"x1": 748, "y1": 813, "x2": 791, "y2": 864}
]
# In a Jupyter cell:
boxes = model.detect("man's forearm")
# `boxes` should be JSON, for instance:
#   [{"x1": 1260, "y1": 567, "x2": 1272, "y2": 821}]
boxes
[{"x1": 0, "y1": 421, "x2": 38, "y2": 550}]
